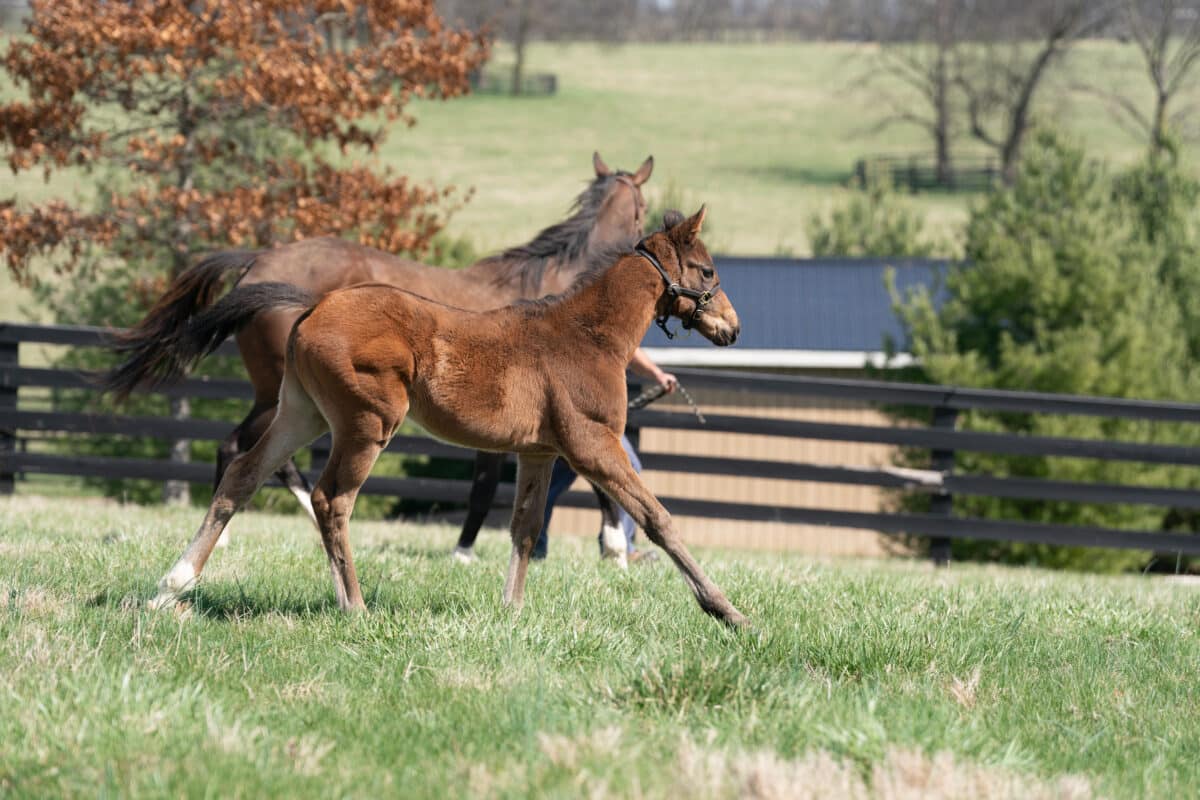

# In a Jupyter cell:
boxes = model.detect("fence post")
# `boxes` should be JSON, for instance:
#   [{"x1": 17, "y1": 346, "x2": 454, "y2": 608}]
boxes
[
  {"x1": 0, "y1": 333, "x2": 16, "y2": 496},
  {"x1": 929, "y1": 405, "x2": 958, "y2": 566},
  {"x1": 163, "y1": 396, "x2": 191, "y2": 505}
]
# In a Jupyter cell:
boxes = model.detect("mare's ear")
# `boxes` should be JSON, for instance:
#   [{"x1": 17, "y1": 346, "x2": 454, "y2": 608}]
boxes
[
  {"x1": 593, "y1": 151, "x2": 612, "y2": 178},
  {"x1": 633, "y1": 155, "x2": 654, "y2": 185},
  {"x1": 685, "y1": 205, "x2": 707, "y2": 240}
]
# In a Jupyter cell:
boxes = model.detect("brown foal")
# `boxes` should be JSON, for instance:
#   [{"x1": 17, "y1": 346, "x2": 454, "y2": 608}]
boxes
[{"x1": 148, "y1": 207, "x2": 747, "y2": 626}]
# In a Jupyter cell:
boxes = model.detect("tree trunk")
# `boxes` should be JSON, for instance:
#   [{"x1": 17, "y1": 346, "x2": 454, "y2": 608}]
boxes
[
  {"x1": 165, "y1": 87, "x2": 196, "y2": 506},
  {"x1": 934, "y1": 47, "x2": 952, "y2": 186},
  {"x1": 510, "y1": 0, "x2": 530, "y2": 96},
  {"x1": 998, "y1": 40, "x2": 1062, "y2": 185},
  {"x1": 933, "y1": 0, "x2": 955, "y2": 187},
  {"x1": 1151, "y1": 89, "x2": 1169, "y2": 157}
]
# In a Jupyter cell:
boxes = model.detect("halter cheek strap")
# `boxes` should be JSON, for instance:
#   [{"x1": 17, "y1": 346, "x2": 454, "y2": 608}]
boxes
[{"x1": 635, "y1": 241, "x2": 718, "y2": 340}]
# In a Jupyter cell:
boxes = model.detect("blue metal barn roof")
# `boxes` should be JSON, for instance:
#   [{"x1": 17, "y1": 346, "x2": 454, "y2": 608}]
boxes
[{"x1": 640, "y1": 256, "x2": 947, "y2": 368}]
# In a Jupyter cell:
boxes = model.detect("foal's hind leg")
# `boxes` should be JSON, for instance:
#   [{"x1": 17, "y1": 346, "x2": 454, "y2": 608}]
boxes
[
  {"x1": 502, "y1": 454, "x2": 555, "y2": 610},
  {"x1": 568, "y1": 430, "x2": 747, "y2": 626},
  {"x1": 150, "y1": 382, "x2": 326, "y2": 609},
  {"x1": 453, "y1": 451, "x2": 507, "y2": 564},
  {"x1": 309, "y1": 433, "x2": 386, "y2": 612}
]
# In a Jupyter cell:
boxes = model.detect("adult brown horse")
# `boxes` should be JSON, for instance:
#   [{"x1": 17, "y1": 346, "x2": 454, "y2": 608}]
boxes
[
  {"x1": 104, "y1": 152, "x2": 650, "y2": 546},
  {"x1": 145, "y1": 207, "x2": 747, "y2": 626}
]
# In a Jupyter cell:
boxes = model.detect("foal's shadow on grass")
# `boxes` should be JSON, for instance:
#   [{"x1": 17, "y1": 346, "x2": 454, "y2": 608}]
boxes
[
  {"x1": 185, "y1": 585, "x2": 481, "y2": 621},
  {"x1": 362, "y1": 540, "x2": 461, "y2": 561},
  {"x1": 88, "y1": 577, "x2": 483, "y2": 621},
  {"x1": 84, "y1": 586, "x2": 341, "y2": 619}
]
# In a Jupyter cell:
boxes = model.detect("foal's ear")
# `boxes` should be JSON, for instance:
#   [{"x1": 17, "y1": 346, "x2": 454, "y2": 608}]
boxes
[
  {"x1": 633, "y1": 155, "x2": 654, "y2": 185},
  {"x1": 593, "y1": 151, "x2": 612, "y2": 178}
]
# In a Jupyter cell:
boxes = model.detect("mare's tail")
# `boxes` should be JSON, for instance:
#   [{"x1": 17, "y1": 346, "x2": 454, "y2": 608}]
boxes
[
  {"x1": 101, "y1": 268, "x2": 313, "y2": 398},
  {"x1": 101, "y1": 251, "x2": 262, "y2": 400}
]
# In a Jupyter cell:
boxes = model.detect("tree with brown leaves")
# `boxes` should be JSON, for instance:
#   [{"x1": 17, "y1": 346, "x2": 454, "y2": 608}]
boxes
[{"x1": 0, "y1": 0, "x2": 489, "y2": 285}]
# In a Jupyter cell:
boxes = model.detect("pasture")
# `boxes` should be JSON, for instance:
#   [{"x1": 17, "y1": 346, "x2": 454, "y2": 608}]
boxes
[{"x1": 2, "y1": 497, "x2": 1198, "y2": 798}]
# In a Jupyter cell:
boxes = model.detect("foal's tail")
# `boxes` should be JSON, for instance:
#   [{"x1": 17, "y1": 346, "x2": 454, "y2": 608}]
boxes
[{"x1": 101, "y1": 272, "x2": 313, "y2": 399}]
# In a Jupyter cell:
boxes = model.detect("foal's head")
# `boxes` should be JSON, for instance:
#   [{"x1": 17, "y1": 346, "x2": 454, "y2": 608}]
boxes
[
  {"x1": 640, "y1": 206, "x2": 740, "y2": 347},
  {"x1": 590, "y1": 151, "x2": 653, "y2": 252}
]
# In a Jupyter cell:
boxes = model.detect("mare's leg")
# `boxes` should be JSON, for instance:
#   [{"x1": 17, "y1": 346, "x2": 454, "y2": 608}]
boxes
[
  {"x1": 310, "y1": 435, "x2": 385, "y2": 612},
  {"x1": 453, "y1": 451, "x2": 507, "y2": 563},
  {"x1": 502, "y1": 454, "x2": 555, "y2": 610},
  {"x1": 591, "y1": 483, "x2": 628, "y2": 567},
  {"x1": 568, "y1": 430, "x2": 747, "y2": 627},
  {"x1": 214, "y1": 402, "x2": 304, "y2": 547},
  {"x1": 532, "y1": 458, "x2": 577, "y2": 560},
  {"x1": 150, "y1": 379, "x2": 326, "y2": 609},
  {"x1": 215, "y1": 404, "x2": 319, "y2": 548}
]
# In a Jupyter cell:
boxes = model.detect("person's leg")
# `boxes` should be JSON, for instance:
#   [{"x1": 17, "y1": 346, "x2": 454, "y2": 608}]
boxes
[
  {"x1": 533, "y1": 457, "x2": 578, "y2": 559},
  {"x1": 619, "y1": 435, "x2": 642, "y2": 554}
]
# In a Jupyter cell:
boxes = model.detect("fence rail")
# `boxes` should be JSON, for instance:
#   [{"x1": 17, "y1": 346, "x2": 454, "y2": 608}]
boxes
[
  {"x1": 3, "y1": 322, "x2": 1200, "y2": 560},
  {"x1": 855, "y1": 154, "x2": 1000, "y2": 193}
]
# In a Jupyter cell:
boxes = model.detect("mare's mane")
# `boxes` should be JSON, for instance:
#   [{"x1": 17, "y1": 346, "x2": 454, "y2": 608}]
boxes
[
  {"x1": 505, "y1": 210, "x2": 690, "y2": 318},
  {"x1": 479, "y1": 171, "x2": 637, "y2": 295}
]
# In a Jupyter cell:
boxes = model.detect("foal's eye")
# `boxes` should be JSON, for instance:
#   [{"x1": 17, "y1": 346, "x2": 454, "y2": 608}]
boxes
[{"x1": 701, "y1": 267, "x2": 714, "y2": 280}]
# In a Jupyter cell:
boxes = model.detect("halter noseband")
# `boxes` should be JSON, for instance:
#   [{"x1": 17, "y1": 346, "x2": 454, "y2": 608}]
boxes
[{"x1": 635, "y1": 240, "x2": 718, "y2": 340}]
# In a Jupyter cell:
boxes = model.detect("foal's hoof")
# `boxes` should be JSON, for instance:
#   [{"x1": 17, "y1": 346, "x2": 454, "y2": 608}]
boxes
[
  {"x1": 452, "y1": 546, "x2": 478, "y2": 565},
  {"x1": 148, "y1": 561, "x2": 197, "y2": 611}
]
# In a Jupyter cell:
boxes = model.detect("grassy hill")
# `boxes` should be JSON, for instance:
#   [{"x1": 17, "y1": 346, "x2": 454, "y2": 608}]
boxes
[
  {"x1": 3, "y1": 496, "x2": 1199, "y2": 798},
  {"x1": 2, "y1": 39, "x2": 1189, "y2": 322}
]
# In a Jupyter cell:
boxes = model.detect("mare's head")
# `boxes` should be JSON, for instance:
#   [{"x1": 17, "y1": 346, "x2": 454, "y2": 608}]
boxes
[
  {"x1": 587, "y1": 151, "x2": 653, "y2": 254},
  {"x1": 638, "y1": 206, "x2": 739, "y2": 347}
]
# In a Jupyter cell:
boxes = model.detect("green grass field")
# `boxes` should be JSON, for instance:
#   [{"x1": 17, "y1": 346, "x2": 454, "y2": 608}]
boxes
[
  {"x1": 2, "y1": 39, "x2": 1190, "y2": 323},
  {"x1": 2, "y1": 496, "x2": 1198, "y2": 798}
]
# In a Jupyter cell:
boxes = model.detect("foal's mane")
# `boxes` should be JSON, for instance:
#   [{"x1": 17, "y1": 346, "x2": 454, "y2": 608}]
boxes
[{"x1": 479, "y1": 171, "x2": 636, "y2": 295}]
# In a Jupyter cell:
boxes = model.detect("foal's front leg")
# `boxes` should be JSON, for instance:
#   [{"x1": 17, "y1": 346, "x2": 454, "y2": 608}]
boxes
[
  {"x1": 569, "y1": 431, "x2": 748, "y2": 626},
  {"x1": 502, "y1": 454, "x2": 555, "y2": 610}
]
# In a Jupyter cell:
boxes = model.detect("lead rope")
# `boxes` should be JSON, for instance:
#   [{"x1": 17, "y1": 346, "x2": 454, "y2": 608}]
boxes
[{"x1": 627, "y1": 381, "x2": 706, "y2": 425}]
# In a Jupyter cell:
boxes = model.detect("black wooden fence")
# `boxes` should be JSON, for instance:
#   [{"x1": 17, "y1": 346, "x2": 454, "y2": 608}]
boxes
[
  {"x1": 855, "y1": 155, "x2": 1000, "y2": 193},
  {"x1": 3, "y1": 321, "x2": 1200, "y2": 560}
]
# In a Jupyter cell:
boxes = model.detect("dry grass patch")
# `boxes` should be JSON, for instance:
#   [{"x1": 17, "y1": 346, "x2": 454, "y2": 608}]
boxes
[
  {"x1": 948, "y1": 665, "x2": 982, "y2": 710},
  {"x1": 673, "y1": 735, "x2": 1097, "y2": 800}
]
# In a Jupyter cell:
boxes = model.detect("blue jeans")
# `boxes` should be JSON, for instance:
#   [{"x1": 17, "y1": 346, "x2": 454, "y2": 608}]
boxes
[{"x1": 532, "y1": 434, "x2": 641, "y2": 559}]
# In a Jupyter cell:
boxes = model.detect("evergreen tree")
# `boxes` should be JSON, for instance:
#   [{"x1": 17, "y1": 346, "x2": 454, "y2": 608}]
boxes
[{"x1": 895, "y1": 131, "x2": 1200, "y2": 571}]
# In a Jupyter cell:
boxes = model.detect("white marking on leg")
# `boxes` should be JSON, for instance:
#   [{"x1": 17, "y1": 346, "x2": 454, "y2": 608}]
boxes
[
  {"x1": 290, "y1": 485, "x2": 320, "y2": 531},
  {"x1": 502, "y1": 546, "x2": 521, "y2": 607},
  {"x1": 214, "y1": 523, "x2": 232, "y2": 548},
  {"x1": 148, "y1": 560, "x2": 197, "y2": 610},
  {"x1": 600, "y1": 522, "x2": 628, "y2": 570},
  {"x1": 328, "y1": 561, "x2": 349, "y2": 609},
  {"x1": 452, "y1": 545, "x2": 477, "y2": 565}
]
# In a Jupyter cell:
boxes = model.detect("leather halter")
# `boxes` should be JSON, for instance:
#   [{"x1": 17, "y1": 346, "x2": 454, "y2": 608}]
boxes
[{"x1": 635, "y1": 240, "x2": 719, "y2": 340}]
